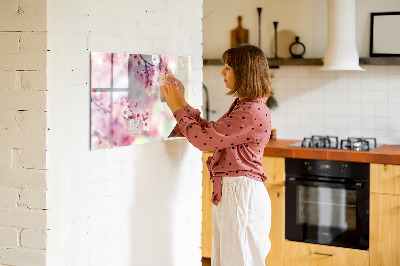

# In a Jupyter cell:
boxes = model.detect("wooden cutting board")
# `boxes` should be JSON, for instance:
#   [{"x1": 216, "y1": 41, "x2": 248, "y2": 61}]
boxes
[{"x1": 231, "y1": 16, "x2": 249, "y2": 48}]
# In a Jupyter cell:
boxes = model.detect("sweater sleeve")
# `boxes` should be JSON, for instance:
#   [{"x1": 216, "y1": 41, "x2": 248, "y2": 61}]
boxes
[
  {"x1": 168, "y1": 103, "x2": 210, "y2": 138},
  {"x1": 173, "y1": 106, "x2": 256, "y2": 152}
]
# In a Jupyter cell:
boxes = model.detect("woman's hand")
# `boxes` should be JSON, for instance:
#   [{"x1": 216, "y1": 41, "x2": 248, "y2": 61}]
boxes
[
  {"x1": 160, "y1": 75, "x2": 185, "y2": 113},
  {"x1": 172, "y1": 75, "x2": 187, "y2": 108}
]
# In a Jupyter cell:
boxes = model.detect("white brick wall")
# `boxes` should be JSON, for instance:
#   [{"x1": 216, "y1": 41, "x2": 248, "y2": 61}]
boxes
[
  {"x1": 0, "y1": 0, "x2": 48, "y2": 265},
  {"x1": 47, "y1": 1, "x2": 203, "y2": 266}
]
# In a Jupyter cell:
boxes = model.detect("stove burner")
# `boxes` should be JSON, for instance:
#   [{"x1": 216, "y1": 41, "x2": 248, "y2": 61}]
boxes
[
  {"x1": 295, "y1": 136, "x2": 379, "y2": 151},
  {"x1": 340, "y1": 137, "x2": 377, "y2": 151},
  {"x1": 301, "y1": 135, "x2": 339, "y2": 149}
]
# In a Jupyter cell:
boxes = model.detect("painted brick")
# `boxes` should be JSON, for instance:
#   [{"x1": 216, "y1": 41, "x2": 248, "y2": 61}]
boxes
[
  {"x1": 0, "y1": 71, "x2": 16, "y2": 90},
  {"x1": 152, "y1": 11, "x2": 180, "y2": 27},
  {"x1": 2, "y1": 110, "x2": 47, "y2": 130},
  {"x1": 120, "y1": 36, "x2": 154, "y2": 54},
  {"x1": 87, "y1": 164, "x2": 108, "y2": 183},
  {"x1": 166, "y1": 0, "x2": 192, "y2": 15},
  {"x1": 189, "y1": 3, "x2": 203, "y2": 19},
  {"x1": 20, "y1": 150, "x2": 46, "y2": 170},
  {"x1": 16, "y1": 70, "x2": 47, "y2": 91},
  {"x1": 192, "y1": 55, "x2": 203, "y2": 68},
  {"x1": 19, "y1": 189, "x2": 46, "y2": 209},
  {"x1": 87, "y1": 33, "x2": 124, "y2": 53},
  {"x1": 0, "y1": 149, "x2": 11, "y2": 169},
  {"x1": 0, "y1": 208, "x2": 46, "y2": 230},
  {"x1": 0, "y1": 169, "x2": 47, "y2": 189},
  {"x1": 0, "y1": 187, "x2": 19, "y2": 208},
  {"x1": 0, "y1": 129, "x2": 46, "y2": 150},
  {"x1": 135, "y1": 24, "x2": 170, "y2": 41},
  {"x1": 0, "y1": 52, "x2": 47, "y2": 71},
  {"x1": 0, "y1": 247, "x2": 45, "y2": 266},
  {"x1": 181, "y1": 16, "x2": 202, "y2": 30},
  {"x1": 191, "y1": 31, "x2": 203, "y2": 44},
  {"x1": 19, "y1": 0, "x2": 47, "y2": 15},
  {"x1": 191, "y1": 160, "x2": 203, "y2": 174},
  {"x1": 72, "y1": 218, "x2": 88, "y2": 238},
  {"x1": 20, "y1": 229, "x2": 46, "y2": 249},
  {"x1": 0, "y1": 13, "x2": 46, "y2": 32},
  {"x1": 87, "y1": 212, "x2": 109, "y2": 233},
  {"x1": 182, "y1": 42, "x2": 202, "y2": 56},
  {"x1": 45, "y1": 0, "x2": 203, "y2": 265},
  {"x1": 191, "y1": 68, "x2": 203, "y2": 83},
  {"x1": 0, "y1": 90, "x2": 46, "y2": 111},
  {"x1": 70, "y1": 166, "x2": 88, "y2": 187},
  {"x1": 11, "y1": 148, "x2": 22, "y2": 169},
  {"x1": 0, "y1": 227, "x2": 19, "y2": 247},
  {"x1": 0, "y1": 33, "x2": 20, "y2": 54},
  {"x1": 0, "y1": 0, "x2": 18, "y2": 13}
]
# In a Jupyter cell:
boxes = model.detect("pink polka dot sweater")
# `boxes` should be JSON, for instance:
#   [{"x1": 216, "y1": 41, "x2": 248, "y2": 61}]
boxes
[{"x1": 169, "y1": 97, "x2": 271, "y2": 206}]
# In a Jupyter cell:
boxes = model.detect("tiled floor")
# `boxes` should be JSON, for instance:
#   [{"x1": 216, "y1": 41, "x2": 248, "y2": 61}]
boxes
[{"x1": 202, "y1": 257, "x2": 211, "y2": 266}]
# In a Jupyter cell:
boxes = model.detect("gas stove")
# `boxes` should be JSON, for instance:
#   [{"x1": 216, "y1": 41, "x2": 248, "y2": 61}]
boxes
[{"x1": 289, "y1": 135, "x2": 381, "y2": 151}]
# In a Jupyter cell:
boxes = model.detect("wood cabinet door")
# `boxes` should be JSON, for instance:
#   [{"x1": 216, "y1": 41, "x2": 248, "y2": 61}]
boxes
[
  {"x1": 284, "y1": 241, "x2": 369, "y2": 266},
  {"x1": 370, "y1": 163, "x2": 400, "y2": 195},
  {"x1": 201, "y1": 152, "x2": 213, "y2": 258},
  {"x1": 262, "y1": 156, "x2": 285, "y2": 186},
  {"x1": 370, "y1": 193, "x2": 400, "y2": 266},
  {"x1": 264, "y1": 184, "x2": 284, "y2": 266}
]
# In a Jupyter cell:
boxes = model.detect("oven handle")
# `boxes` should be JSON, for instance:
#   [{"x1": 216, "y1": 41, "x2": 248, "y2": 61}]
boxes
[{"x1": 286, "y1": 177, "x2": 364, "y2": 189}]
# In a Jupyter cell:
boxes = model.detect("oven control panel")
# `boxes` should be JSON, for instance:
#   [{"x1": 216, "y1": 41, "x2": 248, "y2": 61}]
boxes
[{"x1": 286, "y1": 158, "x2": 369, "y2": 180}]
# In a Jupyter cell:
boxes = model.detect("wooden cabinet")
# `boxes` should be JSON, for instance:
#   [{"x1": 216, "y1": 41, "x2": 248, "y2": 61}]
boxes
[
  {"x1": 264, "y1": 184, "x2": 284, "y2": 266},
  {"x1": 370, "y1": 163, "x2": 400, "y2": 266},
  {"x1": 262, "y1": 156, "x2": 285, "y2": 266},
  {"x1": 370, "y1": 163, "x2": 400, "y2": 195},
  {"x1": 261, "y1": 156, "x2": 285, "y2": 186},
  {"x1": 284, "y1": 241, "x2": 369, "y2": 266},
  {"x1": 201, "y1": 152, "x2": 213, "y2": 258},
  {"x1": 370, "y1": 193, "x2": 400, "y2": 266}
]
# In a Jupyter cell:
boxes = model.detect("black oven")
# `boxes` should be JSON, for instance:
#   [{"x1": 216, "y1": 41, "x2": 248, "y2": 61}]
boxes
[{"x1": 285, "y1": 158, "x2": 369, "y2": 250}]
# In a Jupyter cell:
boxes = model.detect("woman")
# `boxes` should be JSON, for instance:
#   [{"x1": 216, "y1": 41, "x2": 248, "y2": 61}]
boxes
[{"x1": 161, "y1": 44, "x2": 273, "y2": 266}]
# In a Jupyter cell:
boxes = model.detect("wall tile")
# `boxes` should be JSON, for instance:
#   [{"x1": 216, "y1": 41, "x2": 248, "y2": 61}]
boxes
[
  {"x1": 388, "y1": 91, "x2": 400, "y2": 104},
  {"x1": 205, "y1": 65, "x2": 400, "y2": 144}
]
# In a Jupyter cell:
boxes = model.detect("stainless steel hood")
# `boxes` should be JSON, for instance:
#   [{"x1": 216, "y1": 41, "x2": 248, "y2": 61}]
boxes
[{"x1": 320, "y1": 0, "x2": 365, "y2": 71}]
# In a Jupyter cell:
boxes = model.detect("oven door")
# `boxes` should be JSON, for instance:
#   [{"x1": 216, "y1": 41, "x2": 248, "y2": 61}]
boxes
[{"x1": 285, "y1": 177, "x2": 369, "y2": 250}]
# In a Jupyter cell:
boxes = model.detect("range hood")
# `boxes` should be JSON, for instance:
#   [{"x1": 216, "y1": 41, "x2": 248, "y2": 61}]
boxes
[{"x1": 320, "y1": 0, "x2": 365, "y2": 71}]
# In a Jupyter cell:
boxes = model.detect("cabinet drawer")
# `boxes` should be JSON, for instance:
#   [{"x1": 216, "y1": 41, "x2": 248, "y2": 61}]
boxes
[{"x1": 284, "y1": 241, "x2": 369, "y2": 266}]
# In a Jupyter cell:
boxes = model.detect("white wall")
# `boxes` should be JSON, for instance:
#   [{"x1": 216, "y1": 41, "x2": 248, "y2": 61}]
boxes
[
  {"x1": 203, "y1": 0, "x2": 400, "y2": 145},
  {"x1": 203, "y1": 0, "x2": 400, "y2": 58},
  {"x1": 0, "y1": 0, "x2": 48, "y2": 265},
  {"x1": 46, "y1": 0, "x2": 203, "y2": 266}
]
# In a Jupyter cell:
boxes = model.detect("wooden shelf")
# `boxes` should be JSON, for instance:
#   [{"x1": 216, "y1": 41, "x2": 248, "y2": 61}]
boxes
[
  {"x1": 203, "y1": 57, "x2": 400, "y2": 67},
  {"x1": 203, "y1": 58, "x2": 323, "y2": 67},
  {"x1": 359, "y1": 57, "x2": 400, "y2": 65},
  {"x1": 268, "y1": 58, "x2": 322, "y2": 67}
]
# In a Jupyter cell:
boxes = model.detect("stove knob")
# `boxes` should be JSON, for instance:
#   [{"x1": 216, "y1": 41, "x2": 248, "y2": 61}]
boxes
[
  {"x1": 340, "y1": 164, "x2": 347, "y2": 174},
  {"x1": 306, "y1": 162, "x2": 312, "y2": 171}
]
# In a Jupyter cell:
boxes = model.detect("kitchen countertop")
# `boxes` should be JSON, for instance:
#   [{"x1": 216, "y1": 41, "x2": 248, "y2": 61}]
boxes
[{"x1": 263, "y1": 139, "x2": 400, "y2": 165}]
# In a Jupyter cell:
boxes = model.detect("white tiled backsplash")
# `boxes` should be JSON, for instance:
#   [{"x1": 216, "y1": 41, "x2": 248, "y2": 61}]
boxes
[{"x1": 203, "y1": 65, "x2": 400, "y2": 144}]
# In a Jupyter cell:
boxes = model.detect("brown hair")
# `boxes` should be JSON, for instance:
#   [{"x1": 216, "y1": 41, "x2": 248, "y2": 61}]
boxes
[{"x1": 221, "y1": 44, "x2": 273, "y2": 99}]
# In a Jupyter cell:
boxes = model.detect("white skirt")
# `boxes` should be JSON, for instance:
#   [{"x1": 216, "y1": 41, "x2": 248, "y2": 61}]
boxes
[{"x1": 212, "y1": 176, "x2": 271, "y2": 266}]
